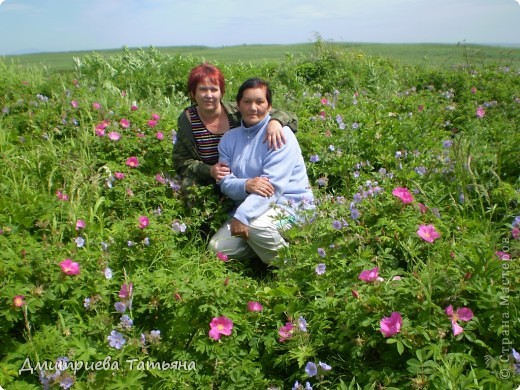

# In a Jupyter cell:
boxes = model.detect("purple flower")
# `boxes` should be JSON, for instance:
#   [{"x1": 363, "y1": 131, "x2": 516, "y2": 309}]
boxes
[
  {"x1": 305, "y1": 361, "x2": 318, "y2": 377},
  {"x1": 319, "y1": 361, "x2": 332, "y2": 371},
  {"x1": 317, "y1": 248, "x2": 326, "y2": 257},
  {"x1": 59, "y1": 376, "x2": 74, "y2": 390},
  {"x1": 172, "y1": 221, "x2": 187, "y2": 233},
  {"x1": 315, "y1": 263, "x2": 326, "y2": 275},
  {"x1": 120, "y1": 315, "x2": 133, "y2": 329},
  {"x1": 114, "y1": 302, "x2": 126, "y2": 313},
  {"x1": 309, "y1": 155, "x2": 320, "y2": 163},
  {"x1": 332, "y1": 220, "x2": 342, "y2": 230},
  {"x1": 107, "y1": 330, "x2": 126, "y2": 349},
  {"x1": 350, "y1": 207, "x2": 360, "y2": 220},
  {"x1": 297, "y1": 316, "x2": 308, "y2": 332}
]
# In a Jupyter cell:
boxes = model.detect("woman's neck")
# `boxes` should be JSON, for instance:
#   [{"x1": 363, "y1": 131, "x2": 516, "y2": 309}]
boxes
[{"x1": 196, "y1": 104, "x2": 229, "y2": 134}]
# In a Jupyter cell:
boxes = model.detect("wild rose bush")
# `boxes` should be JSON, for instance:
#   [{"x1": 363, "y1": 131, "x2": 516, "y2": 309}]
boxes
[{"x1": 0, "y1": 43, "x2": 519, "y2": 389}]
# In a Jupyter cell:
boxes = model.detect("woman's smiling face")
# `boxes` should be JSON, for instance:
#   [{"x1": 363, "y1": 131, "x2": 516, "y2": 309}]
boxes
[{"x1": 237, "y1": 86, "x2": 272, "y2": 127}]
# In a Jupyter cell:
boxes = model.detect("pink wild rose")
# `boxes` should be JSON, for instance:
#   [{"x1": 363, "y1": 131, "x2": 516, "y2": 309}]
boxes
[
  {"x1": 59, "y1": 259, "x2": 80, "y2": 275},
  {"x1": 417, "y1": 224, "x2": 440, "y2": 243},
  {"x1": 278, "y1": 322, "x2": 294, "y2": 342},
  {"x1": 126, "y1": 157, "x2": 139, "y2": 168},
  {"x1": 138, "y1": 216, "x2": 149, "y2": 229},
  {"x1": 247, "y1": 301, "x2": 264, "y2": 312},
  {"x1": 13, "y1": 295, "x2": 25, "y2": 307},
  {"x1": 120, "y1": 118, "x2": 130, "y2": 128},
  {"x1": 119, "y1": 283, "x2": 133, "y2": 299},
  {"x1": 108, "y1": 131, "x2": 121, "y2": 141},
  {"x1": 392, "y1": 187, "x2": 414, "y2": 204},
  {"x1": 358, "y1": 267, "x2": 380, "y2": 282},
  {"x1": 380, "y1": 312, "x2": 402, "y2": 337},
  {"x1": 75, "y1": 219, "x2": 86, "y2": 230},
  {"x1": 445, "y1": 305, "x2": 473, "y2": 336},
  {"x1": 217, "y1": 252, "x2": 229, "y2": 262},
  {"x1": 476, "y1": 106, "x2": 485, "y2": 118},
  {"x1": 209, "y1": 316, "x2": 233, "y2": 340}
]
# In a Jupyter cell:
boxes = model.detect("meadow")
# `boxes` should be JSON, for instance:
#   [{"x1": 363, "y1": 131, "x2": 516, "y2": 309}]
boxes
[
  {"x1": 0, "y1": 39, "x2": 519, "y2": 389},
  {"x1": 4, "y1": 41, "x2": 520, "y2": 72}
]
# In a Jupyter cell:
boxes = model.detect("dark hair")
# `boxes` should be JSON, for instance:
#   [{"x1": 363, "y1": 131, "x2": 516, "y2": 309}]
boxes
[
  {"x1": 187, "y1": 63, "x2": 226, "y2": 100},
  {"x1": 236, "y1": 78, "x2": 272, "y2": 105}
]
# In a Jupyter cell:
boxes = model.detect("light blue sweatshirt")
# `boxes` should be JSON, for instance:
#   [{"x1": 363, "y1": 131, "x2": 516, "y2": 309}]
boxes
[{"x1": 218, "y1": 114, "x2": 314, "y2": 226}]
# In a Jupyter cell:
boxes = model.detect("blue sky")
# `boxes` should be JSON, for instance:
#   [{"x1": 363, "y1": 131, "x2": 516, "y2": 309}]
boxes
[{"x1": 0, "y1": 0, "x2": 519, "y2": 55}]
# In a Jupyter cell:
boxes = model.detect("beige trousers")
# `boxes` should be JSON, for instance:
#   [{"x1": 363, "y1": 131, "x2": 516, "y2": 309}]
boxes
[{"x1": 208, "y1": 208, "x2": 292, "y2": 264}]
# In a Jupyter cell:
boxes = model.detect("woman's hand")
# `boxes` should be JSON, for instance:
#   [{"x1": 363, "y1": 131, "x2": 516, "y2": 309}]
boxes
[
  {"x1": 210, "y1": 162, "x2": 231, "y2": 181},
  {"x1": 264, "y1": 120, "x2": 286, "y2": 150},
  {"x1": 230, "y1": 217, "x2": 249, "y2": 239},
  {"x1": 246, "y1": 177, "x2": 274, "y2": 197}
]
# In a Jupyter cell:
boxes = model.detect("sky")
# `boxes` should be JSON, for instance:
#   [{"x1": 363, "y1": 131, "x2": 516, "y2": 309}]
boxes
[{"x1": 0, "y1": 0, "x2": 519, "y2": 55}]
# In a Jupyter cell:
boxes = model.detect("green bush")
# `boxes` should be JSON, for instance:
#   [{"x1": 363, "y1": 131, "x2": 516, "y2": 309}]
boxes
[{"x1": 0, "y1": 41, "x2": 519, "y2": 389}]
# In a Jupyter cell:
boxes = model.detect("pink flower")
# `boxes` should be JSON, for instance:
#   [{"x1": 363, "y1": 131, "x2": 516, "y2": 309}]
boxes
[
  {"x1": 120, "y1": 118, "x2": 130, "y2": 128},
  {"x1": 320, "y1": 98, "x2": 329, "y2": 105},
  {"x1": 119, "y1": 283, "x2": 133, "y2": 299},
  {"x1": 247, "y1": 301, "x2": 263, "y2": 312},
  {"x1": 445, "y1": 305, "x2": 473, "y2": 336},
  {"x1": 126, "y1": 157, "x2": 139, "y2": 168},
  {"x1": 209, "y1": 316, "x2": 233, "y2": 340},
  {"x1": 131, "y1": 101, "x2": 138, "y2": 111},
  {"x1": 470, "y1": 87, "x2": 477, "y2": 94},
  {"x1": 75, "y1": 219, "x2": 86, "y2": 230},
  {"x1": 278, "y1": 322, "x2": 294, "y2": 342},
  {"x1": 155, "y1": 173, "x2": 166, "y2": 184},
  {"x1": 92, "y1": 102, "x2": 101, "y2": 110},
  {"x1": 417, "y1": 203, "x2": 428, "y2": 214},
  {"x1": 56, "y1": 190, "x2": 69, "y2": 201},
  {"x1": 114, "y1": 172, "x2": 125, "y2": 180},
  {"x1": 476, "y1": 106, "x2": 485, "y2": 118},
  {"x1": 108, "y1": 131, "x2": 121, "y2": 141},
  {"x1": 512, "y1": 227, "x2": 520, "y2": 240},
  {"x1": 59, "y1": 259, "x2": 80, "y2": 276},
  {"x1": 417, "y1": 224, "x2": 440, "y2": 243},
  {"x1": 71, "y1": 100, "x2": 78, "y2": 108},
  {"x1": 147, "y1": 119, "x2": 158, "y2": 128},
  {"x1": 13, "y1": 295, "x2": 25, "y2": 307},
  {"x1": 95, "y1": 120, "x2": 109, "y2": 136},
  {"x1": 217, "y1": 252, "x2": 229, "y2": 262},
  {"x1": 156, "y1": 131, "x2": 164, "y2": 140},
  {"x1": 358, "y1": 267, "x2": 380, "y2": 282},
  {"x1": 380, "y1": 312, "x2": 402, "y2": 337},
  {"x1": 392, "y1": 187, "x2": 414, "y2": 204},
  {"x1": 151, "y1": 113, "x2": 160, "y2": 121},
  {"x1": 495, "y1": 251, "x2": 510, "y2": 261},
  {"x1": 138, "y1": 216, "x2": 149, "y2": 229}
]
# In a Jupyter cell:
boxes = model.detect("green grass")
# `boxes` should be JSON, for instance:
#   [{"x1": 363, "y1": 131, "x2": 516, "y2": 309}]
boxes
[{"x1": 2, "y1": 42, "x2": 519, "y2": 73}]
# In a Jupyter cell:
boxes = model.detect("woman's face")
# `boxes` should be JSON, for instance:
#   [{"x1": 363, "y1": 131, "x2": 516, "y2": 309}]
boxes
[
  {"x1": 192, "y1": 78, "x2": 222, "y2": 112},
  {"x1": 237, "y1": 86, "x2": 272, "y2": 127}
]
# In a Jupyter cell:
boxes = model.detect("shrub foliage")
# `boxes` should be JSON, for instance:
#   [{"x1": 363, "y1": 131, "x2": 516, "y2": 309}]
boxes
[{"x1": 0, "y1": 41, "x2": 519, "y2": 389}]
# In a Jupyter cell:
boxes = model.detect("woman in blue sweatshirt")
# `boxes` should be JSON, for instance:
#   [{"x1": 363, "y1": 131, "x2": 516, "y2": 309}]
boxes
[{"x1": 208, "y1": 78, "x2": 314, "y2": 264}]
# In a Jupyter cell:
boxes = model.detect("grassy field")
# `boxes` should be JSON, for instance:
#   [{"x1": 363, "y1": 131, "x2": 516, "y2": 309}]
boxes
[{"x1": 2, "y1": 42, "x2": 519, "y2": 72}]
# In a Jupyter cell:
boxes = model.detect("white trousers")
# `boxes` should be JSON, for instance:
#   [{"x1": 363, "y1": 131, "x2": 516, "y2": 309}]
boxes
[{"x1": 208, "y1": 208, "x2": 292, "y2": 264}]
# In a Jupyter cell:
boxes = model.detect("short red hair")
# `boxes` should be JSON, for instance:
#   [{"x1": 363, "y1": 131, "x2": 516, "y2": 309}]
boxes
[{"x1": 187, "y1": 63, "x2": 226, "y2": 99}]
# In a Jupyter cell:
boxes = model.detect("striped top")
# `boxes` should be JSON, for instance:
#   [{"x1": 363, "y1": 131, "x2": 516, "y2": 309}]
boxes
[{"x1": 189, "y1": 106, "x2": 230, "y2": 165}]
